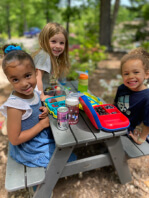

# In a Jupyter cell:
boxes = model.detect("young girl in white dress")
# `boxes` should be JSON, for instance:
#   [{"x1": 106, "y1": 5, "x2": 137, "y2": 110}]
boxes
[{"x1": 0, "y1": 45, "x2": 76, "y2": 167}]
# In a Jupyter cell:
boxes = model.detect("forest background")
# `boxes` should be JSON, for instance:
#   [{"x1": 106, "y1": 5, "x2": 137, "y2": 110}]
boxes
[{"x1": 0, "y1": 0, "x2": 149, "y2": 84}]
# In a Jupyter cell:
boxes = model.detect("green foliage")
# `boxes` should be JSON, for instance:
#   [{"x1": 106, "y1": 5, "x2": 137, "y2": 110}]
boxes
[
  {"x1": 67, "y1": 43, "x2": 107, "y2": 80},
  {"x1": 69, "y1": 36, "x2": 80, "y2": 45},
  {"x1": 69, "y1": 3, "x2": 100, "y2": 45},
  {"x1": 0, "y1": 37, "x2": 6, "y2": 57},
  {"x1": 142, "y1": 3, "x2": 149, "y2": 20},
  {"x1": 62, "y1": 6, "x2": 81, "y2": 21},
  {"x1": 0, "y1": 0, "x2": 62, "y2": 38},
  {"x1": 112, "y1": 1, "x2": 149, "y2": 51},
  {"x1": 141, "y1": 41, "x2": 149, "y2": 51},
  {"x1": 116, "y1": 6, "x2": 138, "y2": 24},
  {"x1": 135, "y1": 28, "x2": 147, "y2": 41},
  {"x1": 1, "y1": 0, "x2": 149, "y2": 55}
]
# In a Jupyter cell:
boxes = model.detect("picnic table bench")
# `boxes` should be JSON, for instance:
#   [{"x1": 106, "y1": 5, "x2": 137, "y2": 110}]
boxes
[{"x1": 5, "y1": 80, "x2": 149, "y2": 198}]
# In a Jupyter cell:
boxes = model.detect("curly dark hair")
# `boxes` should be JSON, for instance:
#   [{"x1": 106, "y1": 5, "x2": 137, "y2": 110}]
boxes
[
  {"x1": 2, "y1": 43, "x2": 18, "y2": 55},
  {"x1": 120, "y1": 47, "x2": 149, "y2": 73},
  {"x1": 2, "y1": 46, "x2": 35, "y2": 73}
]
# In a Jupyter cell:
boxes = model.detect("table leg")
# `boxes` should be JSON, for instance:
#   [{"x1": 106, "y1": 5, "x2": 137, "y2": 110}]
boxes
[
  {"x1": 33, "y1": 146, "x2": 74, "y2": 198},
  {"x1": 105, "y1": 137, "x2": 132, "y2": 184}
]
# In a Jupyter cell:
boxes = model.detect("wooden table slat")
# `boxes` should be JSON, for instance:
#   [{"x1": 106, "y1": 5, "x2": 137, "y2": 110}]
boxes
[
  {"x1": 26, "y1": 167, "x2": 45, "y2": 187},
  {"x1": 65, "y1": 81, "x2": 77, "y2": 92},
  {"x1": 70, "y1": 80, "x2": 78, "y2": 91},
  {"x1": 49, "y1": 115, "x2": 77, "y2": 148},
  {"x1": 5, "y1": 153, "x2": 25, "y2": 191},
  {"x1": 70, "y1": 115, "x2": 96, "y2": 144},
  {"x1": 79, "y1": 110, "x2": 114, "y2": 140},
  {"x1": 135, "y1": 140, "x2": 149, "y2": 155},
  {"x1": 121, "y1": 136, "x2": 144, "y2": 158}
]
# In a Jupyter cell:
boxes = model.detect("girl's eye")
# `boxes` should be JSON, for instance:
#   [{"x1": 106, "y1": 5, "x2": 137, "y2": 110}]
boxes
[
  {"x1": 12, "y1": 78, "x2": 18, "y2": 83},
  {"x1": 26, "y1": 74, "x2": 31, "y2": 78},
  {"x1": 134, "y1": 71, "x2": 139, "y2": 74},
  {"x1": 123, "y1": 73, "x2": 128, "y2": 76},
  {"x1": 51, "y1": 40, "x2": 56, "y2": 43},
  {"x1": 60, "y1": 42, "x2": 65, "y2": 45}
]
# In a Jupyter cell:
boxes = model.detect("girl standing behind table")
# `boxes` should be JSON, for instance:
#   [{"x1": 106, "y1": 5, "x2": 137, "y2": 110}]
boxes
[
  {"x1": 33, "y1": 22, "x2": 70, "y2": 101},
  {"x1": 114, "y1": 48, "x2": 149, "y2": 145}
]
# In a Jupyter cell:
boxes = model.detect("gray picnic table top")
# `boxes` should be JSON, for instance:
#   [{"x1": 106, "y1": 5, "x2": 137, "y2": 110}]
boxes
[{"x1": 34, "y1": 81, "x2": 132, "y2": 198}]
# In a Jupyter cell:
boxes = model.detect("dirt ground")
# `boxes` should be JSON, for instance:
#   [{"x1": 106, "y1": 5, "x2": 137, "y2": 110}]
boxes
[{"x1": 1, "y1": 52, "x2": 149, "y2": 198}]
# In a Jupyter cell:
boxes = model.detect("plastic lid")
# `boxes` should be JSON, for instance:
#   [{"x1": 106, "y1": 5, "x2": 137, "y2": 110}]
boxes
[
  {"x1": 79, "y1": 74, "x2": 88, "y2": 79},
  {"x1": 66, "y1": 97, "x2": 79, "y2": 106}
]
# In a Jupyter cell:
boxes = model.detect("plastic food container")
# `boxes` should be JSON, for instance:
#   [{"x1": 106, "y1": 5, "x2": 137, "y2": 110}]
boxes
[
  {"x1": 44, "y1": 85, "x2": 65, "y2": 96},
  {"x1": 65, "y1": 96, "x2": 79, "y2": 125}
]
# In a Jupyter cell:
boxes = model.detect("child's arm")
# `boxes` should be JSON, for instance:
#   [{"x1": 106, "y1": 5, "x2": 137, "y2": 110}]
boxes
[
  {"x1": 36, "y1": 69, "x2": 45, "y2": 97},
  {"x1": 36, "y1": 69, "x2": 54, "y2": 101},
  {"x1": 7, "y1": 107, "x2": 50, "y2": 146}
]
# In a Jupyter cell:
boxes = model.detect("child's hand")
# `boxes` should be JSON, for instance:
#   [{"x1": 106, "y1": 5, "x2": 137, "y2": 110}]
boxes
[
  {"x1": 39, "y1": 106, "x2": 49, "y2": 119},
  {"x1": 39, "y1": 116, "x2": 50, "y2": 129},
  {"x1": 40, "y1": 94, "x2": 52, "y2": 102}
]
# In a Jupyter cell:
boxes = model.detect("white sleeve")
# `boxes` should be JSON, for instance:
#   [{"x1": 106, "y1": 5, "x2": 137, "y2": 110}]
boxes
[
  {"x1": 0, "y1": 97, "x2": 32, "y2": 120},
  {"x1": 35, "y1": 85, "x2": 42, "y2": 94},
  {"x1": 34, "y1": 50, "x2": 52, "y2": 74}
]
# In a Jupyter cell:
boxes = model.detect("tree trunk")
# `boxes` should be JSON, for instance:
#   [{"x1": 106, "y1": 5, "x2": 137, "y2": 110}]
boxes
[
  {"x1": 66, "y1": 0, "x2": 71, "y2": 34},
  {"x1": 6, "y1": 4, "x2": 11, "y2": 39},
  {"x1": 111, "y1": 0, "x2": 120, "y2": 40},
  {"x1": 99, "y1": 0, "x2": 111, "y2": 51},
  {"x1": 21, "y1": 0, "x2": 28, "y2": 33},
  {"x1": 45, "y1": 0, "x2": 50, "y2": 23}
]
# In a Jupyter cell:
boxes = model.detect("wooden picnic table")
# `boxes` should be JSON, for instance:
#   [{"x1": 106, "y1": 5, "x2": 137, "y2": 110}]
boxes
[
  {"x1": 5, "y1": 80, "x2": 149, "y2": 198},
  {"x1": 33, "y1": 80, "x2": 132, "y2": 198}
]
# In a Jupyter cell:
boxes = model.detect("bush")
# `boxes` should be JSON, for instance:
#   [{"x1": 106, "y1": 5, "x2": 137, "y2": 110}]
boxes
[
  {"x1": 67, "y1": 43, "x2": 107, "y2": 80},
  {"x1": 142, "y1": 41, "x2": 149, "y2": 51}
]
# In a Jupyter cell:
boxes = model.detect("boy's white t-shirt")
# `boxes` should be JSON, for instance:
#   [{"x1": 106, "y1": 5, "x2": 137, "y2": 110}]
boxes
[{"x1": 34, "y1": 50, "x2": 52, "y2": 90}]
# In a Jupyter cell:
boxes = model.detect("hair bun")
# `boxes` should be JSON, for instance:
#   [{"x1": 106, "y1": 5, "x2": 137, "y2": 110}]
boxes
[{"x1": 4, "y1": 45, "x2": 22, "y2": 54}]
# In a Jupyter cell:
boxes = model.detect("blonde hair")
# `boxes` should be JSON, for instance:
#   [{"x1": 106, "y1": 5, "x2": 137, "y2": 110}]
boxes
[
  {"x1": 120, "y1": 48, "x2": 149, "y2": 73},
  {"x1": 33, "y1": 22, "x2": 70, "y2": 78}
]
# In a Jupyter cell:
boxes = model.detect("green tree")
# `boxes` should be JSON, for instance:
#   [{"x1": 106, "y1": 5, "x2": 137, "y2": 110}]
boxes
[
  {"x1": 127, "y1": 0, "x2": 149, "y2": 41},
  {"x1": 68, "y1": 1, "x2": 99, "y2": 45},
  {"x1": 0, "y1": 0, "x2": 13, "y2": 39},
  {"x1": 0, "y1": 0, "x2": 62, "y2": 38},
  {"x1": 61, "y1": 0, "x2": 82, "y2": 33},
  {"x1": 142, "y1": 3, "x2": 149, "y2": 20}
]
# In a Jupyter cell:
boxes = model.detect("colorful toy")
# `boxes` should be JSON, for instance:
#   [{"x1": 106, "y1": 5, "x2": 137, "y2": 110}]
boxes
[
  {"x1": 79, "y1": 95, "x2": 130, "y2": 132},
  {"x1": 45, "y1": 95, "x2": 66, "y2": 119},
  {"x1": 79, "y1": 92, "x2": 103, "y2": 110}
]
